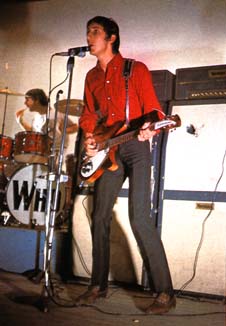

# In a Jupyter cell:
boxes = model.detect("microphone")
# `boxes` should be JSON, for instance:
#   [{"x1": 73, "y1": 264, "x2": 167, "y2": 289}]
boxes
[{"x1": 54, "y1": 46, "x2": 90, "y2": 57}]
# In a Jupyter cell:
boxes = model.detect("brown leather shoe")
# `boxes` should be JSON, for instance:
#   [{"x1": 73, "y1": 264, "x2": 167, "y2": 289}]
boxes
[
  {"x1": 145, "y1": 292, "x2": 176, "y2": 314},
  {"x1": 75, "y1": 287, "x2": 108, "y2": 306}
]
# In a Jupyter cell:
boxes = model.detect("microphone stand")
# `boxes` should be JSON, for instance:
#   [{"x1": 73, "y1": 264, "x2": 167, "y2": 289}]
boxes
[{"x1": 38, "y1": 56, "x2": 75, "y2": 312}]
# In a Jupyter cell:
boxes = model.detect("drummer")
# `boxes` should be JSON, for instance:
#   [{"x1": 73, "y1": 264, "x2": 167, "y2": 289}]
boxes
[{"x1": 15, "y1": 88, "x2": 78, "y2": 142}]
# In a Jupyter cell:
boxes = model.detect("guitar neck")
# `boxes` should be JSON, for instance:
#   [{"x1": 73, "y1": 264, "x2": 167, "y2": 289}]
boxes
[
  {"x1": 109, "y1": 129, "x2": 137, "y2": 147},
  {"x1": 96, "y1": 115, "x2": 181, "y2": 151},
  {"x1": 99, "y1": 123, "x2": 155, "y2": 149},
  {"x1": 98, "y1": 129, "x2": 137, "y2": 151}
]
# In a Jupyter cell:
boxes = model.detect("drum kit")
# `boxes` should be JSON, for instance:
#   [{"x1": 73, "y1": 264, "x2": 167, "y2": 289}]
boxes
[{"x1": 0, "y1": 87, "x2": 84, "y2": 228}]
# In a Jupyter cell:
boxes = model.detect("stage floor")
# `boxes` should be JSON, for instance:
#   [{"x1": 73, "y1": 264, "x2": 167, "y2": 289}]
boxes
[{"x1": 0, "y1": 269, "x2": 225, "y2": 326}]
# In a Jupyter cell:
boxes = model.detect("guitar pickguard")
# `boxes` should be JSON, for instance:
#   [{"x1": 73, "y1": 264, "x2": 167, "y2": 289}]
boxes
[{"x1": 80, "y1": 148, "x2": 110, "y2": 179}]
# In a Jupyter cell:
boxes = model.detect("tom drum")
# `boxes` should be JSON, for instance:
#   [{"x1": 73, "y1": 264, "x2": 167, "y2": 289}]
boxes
[
  {"x1": 0, "y1": 135, "x2": 13, "y2": 162},
  {"x1": 14, "y1": 131, "x2": 51, "y2": 164}
]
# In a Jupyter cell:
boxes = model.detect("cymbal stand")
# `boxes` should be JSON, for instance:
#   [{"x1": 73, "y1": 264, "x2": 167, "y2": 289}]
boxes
[
  {"x1": 39, "y1": 56, "x2": 75, "y2": 312},
  {"x1": 1, "y1": 87, "x2": 8, "y2": 135},
  {"x1": 0, "y1": 88, "x2": 9, "y2": 191}
]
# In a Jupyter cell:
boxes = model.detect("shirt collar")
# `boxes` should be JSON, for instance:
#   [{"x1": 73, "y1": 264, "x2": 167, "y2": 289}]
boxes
[{"x1": 96, "y1": 52, "x2": 123, "y2": 71}]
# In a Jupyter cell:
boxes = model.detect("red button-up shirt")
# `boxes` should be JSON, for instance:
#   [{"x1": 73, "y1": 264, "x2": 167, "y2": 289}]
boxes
[{"x1": 79, "y1": 53, "x2": 164, "y2": 133}]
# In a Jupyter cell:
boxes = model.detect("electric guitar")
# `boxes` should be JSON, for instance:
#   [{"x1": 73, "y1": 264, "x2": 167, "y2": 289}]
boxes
[{"x1": 80, "y1": 114, "x2": 181, "y2": 183}]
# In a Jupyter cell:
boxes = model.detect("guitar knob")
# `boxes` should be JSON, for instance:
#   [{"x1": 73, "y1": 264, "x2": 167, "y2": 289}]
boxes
[{"x1": 82, "y1": 161, "x2": 93, "y2": 174}]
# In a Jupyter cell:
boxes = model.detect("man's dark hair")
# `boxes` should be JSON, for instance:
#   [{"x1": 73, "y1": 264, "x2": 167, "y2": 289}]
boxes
[
  {"x1": 25, "y1": 88, "x2": 48, "y2": 106},
  {"x1": 87, "y1": 16, "x2": 120, "y2": 53}
]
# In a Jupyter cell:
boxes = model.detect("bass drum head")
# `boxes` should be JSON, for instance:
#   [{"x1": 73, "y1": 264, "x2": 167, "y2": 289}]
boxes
[{"x1": 6, "y1": 164, "x2": 66, "y2": 226}]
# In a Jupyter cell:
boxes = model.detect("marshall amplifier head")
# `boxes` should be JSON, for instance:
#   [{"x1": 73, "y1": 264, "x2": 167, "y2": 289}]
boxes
[{"x1": 175, "y1": 64, "x2": 226, "y2": 100}]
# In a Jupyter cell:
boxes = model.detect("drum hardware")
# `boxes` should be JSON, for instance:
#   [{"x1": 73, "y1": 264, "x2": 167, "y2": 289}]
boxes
[
  {"x1": 46, "y1": 172, "x2": 68, "y2": 182},
  {"x1": 35, "y1": 171, "x2": 68, "y2": 182},
  {"x1": 54, "y1": 98, "x2": 84, "y2": 116}
]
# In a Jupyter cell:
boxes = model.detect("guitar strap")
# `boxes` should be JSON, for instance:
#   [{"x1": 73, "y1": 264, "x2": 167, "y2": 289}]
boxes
[{"x1": 123, "y1": 58, "x2": 135, "y2": 126}]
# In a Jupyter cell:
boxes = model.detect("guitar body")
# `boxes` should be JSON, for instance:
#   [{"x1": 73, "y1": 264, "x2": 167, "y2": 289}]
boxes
[
  {"x1": 94, "y1": 121, "x2": 126, "y2": 143},
  {"x1": 80, "y1": 114, "x2": 181, "y2": 183},
  {"x1": 80, "y1": 146, "x2": 119, "y2": 183}
]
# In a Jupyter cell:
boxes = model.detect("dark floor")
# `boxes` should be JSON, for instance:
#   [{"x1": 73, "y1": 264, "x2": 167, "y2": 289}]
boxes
[{"x1": 0, "y1": 269, "x2": 225, "y2": 326}]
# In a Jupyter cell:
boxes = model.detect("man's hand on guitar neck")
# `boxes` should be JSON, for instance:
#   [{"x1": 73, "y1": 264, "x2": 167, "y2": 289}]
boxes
[
  {"x1": 84, "y1": 132, "x2": 98, "y2": 157},
  {"x1": 138, "y1": 122, "x2": 158, "y2": 141}
]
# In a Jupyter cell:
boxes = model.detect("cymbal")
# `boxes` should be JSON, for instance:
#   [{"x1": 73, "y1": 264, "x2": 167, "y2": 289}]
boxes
[
  {"x1": 54, "y1": 99, "x2": 84, "y2": 116},
  {"x1": 0, "y1": 88, "x2": 25, "y2": 96}
]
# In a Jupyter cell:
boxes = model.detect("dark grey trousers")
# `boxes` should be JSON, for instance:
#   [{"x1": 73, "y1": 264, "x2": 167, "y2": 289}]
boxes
[{"x1": 90, "y1": 138, "x2": 173, "y2": 295}]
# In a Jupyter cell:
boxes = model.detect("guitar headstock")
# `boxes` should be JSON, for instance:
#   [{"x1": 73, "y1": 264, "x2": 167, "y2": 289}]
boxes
[
  {"x1": 154, "y1": 114, "x2": 181, "y2": 131},
  {"x1": 166, "y1": 114, "x2": 181, "y2": 128}
]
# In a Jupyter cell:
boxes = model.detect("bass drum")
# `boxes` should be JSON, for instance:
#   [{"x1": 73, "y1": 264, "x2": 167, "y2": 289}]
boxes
[{"x1": 6, "y1": 164, "x2": 66, "y2": 226}]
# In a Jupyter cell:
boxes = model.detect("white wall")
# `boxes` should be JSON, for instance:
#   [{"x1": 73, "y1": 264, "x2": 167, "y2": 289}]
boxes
[{"x1": 0, "y1": 0, "x2": 226, "y2": 137}]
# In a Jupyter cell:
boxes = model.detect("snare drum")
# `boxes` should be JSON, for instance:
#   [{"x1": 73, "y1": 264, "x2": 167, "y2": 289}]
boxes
[
  {"x1": 0, "y1": 135, "x2": 13, "y2": 162},
  {"x1": 6, "y1": 164, "x2": 66, "y2": 226},
  {"x1": 14, "y1": 131, "x2": 52, "y2": 164}
]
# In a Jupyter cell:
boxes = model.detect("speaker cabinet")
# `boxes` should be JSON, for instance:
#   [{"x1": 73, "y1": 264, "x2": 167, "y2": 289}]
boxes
[
  {"x1": 72, "y1": 187, "x2": 144, "y2": 285},
  {"x1": 158, "y1": 99, "x2": 226, "y2": 296},
  {"x1": 151, "y1": 69, "x2": 175, "y2": 102}
]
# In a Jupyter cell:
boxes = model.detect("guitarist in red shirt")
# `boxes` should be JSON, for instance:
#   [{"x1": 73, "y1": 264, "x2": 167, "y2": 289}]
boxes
[{"x1": 76, "y1": 16, "x2": 176, "y2": 314}]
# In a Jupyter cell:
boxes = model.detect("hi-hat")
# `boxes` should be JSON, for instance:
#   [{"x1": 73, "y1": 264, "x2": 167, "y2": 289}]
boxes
[
  {"x1": 54, "y1": 99, "x2": 84, "y2": 116},
  {"x1": 0, "y1": 88, "x2": 25, "y2": 96}
]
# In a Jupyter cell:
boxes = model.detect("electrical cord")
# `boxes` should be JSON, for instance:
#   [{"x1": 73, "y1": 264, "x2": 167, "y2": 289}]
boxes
[
  {"x1": 48, "y1": 54, "x2": 69, "y2": 99},
  {"x1": 79, "y1": 304, "x2": 226, "y2": 317},
  {"x1": 71, "y1": 194, "x2": 92, "y2": 276},
  {"x1": 81, "y1": 195, "x2": 92, "y2": 226},
  {"x1": 178, "y1": 147, "x2": 226, "y2": 295},
  {"x1": 72, "y1": 235, "x2": 91, "y2": 277}
]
